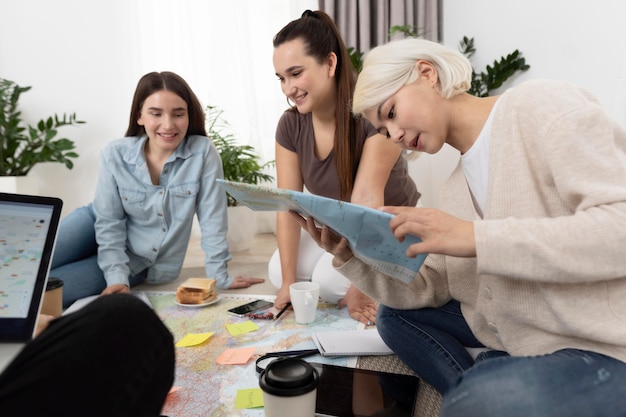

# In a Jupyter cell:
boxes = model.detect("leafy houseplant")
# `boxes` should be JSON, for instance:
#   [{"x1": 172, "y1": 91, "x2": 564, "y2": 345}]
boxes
[
  {"x1": 0, "y1": 77, "x2": 84, "y2": 176},
  {"x1": 347, "y1": 47, "x2": 364, "y2": 73},
  {"x1": 205, "y1": 105, "x2": 274, "y2": 207},
  {"x1": 458, "y1": 36, "x2": 530, "y2": 97}
]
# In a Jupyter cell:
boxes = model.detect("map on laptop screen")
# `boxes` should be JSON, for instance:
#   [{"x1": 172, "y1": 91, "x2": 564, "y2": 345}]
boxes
[{"x1": 0, "y1": 201, "x2": 55, "y2": 318}]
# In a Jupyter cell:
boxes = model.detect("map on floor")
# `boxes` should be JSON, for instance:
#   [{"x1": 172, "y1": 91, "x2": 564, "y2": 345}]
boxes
[{"x1": 148, "y1": 292, "x2": 360, "y2": 417}]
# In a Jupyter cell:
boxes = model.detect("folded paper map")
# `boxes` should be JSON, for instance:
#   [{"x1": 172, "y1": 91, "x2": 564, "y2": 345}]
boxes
[{"x1": 217, "y1": 179, "x2": 427, "y2": 283}]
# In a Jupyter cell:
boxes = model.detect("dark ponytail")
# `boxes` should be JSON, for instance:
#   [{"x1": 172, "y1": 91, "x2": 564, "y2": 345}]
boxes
[{"x1": 273, "y1": 10, "x2": 363, "y2": 200}]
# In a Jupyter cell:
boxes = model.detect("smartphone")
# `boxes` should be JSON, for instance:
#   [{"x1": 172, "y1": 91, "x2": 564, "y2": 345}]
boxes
[{"x1": 227, "y1": 299, "x2": 274, "y2": 317}]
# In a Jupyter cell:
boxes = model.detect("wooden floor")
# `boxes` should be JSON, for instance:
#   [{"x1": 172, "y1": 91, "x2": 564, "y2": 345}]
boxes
[
  {"x1": 183, "y1": 232, "x2": 277, "y2": 270},
  {"x1": 134, "y1": 233, "x2": 278, "y2": 295}
]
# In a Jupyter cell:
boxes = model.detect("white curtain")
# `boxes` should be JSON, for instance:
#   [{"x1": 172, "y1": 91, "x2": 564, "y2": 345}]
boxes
[{"x1": 131, "y1": 0, "x2": 317, "y2": 171}]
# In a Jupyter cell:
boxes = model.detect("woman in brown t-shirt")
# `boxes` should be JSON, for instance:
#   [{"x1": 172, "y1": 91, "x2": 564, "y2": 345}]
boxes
[{"x1": 269, "y1": 10, "x2": 420, "y2": 325}]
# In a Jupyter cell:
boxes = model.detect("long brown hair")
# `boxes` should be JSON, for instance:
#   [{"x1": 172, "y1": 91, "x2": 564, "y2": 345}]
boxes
[
  {"x1": 125, "y1": 71, "x2": 207, "y2": 138},
  {"x1": 273, "y1": 10, "x2": 363, "y2": 200}
]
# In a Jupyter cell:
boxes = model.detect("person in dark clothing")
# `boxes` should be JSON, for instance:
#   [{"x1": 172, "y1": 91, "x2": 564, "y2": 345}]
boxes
[{"x1": 0, "y1": 293, "x2": 175, "y2": 417}]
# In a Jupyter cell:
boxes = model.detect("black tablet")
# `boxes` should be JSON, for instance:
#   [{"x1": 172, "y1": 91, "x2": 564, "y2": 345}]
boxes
[{"x1": 311, "y1": 362, "x2": 419, "y2": 417}]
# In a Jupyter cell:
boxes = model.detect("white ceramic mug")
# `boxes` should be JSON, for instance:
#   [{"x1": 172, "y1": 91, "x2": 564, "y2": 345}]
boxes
[{"x1": 289, "y1": 282, "x2": 320, "y2": 324}]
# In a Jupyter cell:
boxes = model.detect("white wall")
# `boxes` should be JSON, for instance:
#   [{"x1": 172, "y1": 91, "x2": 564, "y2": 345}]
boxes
[
  {"x1": 1, "y1": 1, "x2": 137, "y2": 216},
  {"x1": 2, "y1": 1, "x2": 625, "y2": 213},
  {"x1": 410, "y1": 0, "x2": 626, "y2": 208},
  {"x1": 0, "y1": 0, "x2": 314, "y2": 217}
]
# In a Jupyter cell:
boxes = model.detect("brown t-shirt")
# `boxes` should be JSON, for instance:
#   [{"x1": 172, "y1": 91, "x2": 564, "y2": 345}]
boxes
[{"x1": 275, "y1": 110, "x2": 420, "y2": 206}]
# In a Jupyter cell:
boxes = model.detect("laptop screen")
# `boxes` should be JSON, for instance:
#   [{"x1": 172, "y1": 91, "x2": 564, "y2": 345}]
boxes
[{"x1": 0, "y1": 193, "x2": 62, "y2": 341}]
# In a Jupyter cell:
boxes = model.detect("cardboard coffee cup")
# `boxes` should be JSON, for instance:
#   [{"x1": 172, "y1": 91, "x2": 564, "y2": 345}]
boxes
[
  {"x1": 259, "y1": 357, "x2": 319, "y2": 417},
  {"x1": 41, "y1": 277, "x2": 63, "y2": 317}
]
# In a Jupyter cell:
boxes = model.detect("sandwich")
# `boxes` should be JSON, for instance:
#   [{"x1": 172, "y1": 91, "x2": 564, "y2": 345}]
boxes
[{"x1": 175, "y1": 278, "x2": 217, "y2": 304}]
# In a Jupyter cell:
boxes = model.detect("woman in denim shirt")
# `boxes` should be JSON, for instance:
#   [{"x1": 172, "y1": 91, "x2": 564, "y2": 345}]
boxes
[{"x1": 51, "y1": 72, "x2": 264, "y2": 307}]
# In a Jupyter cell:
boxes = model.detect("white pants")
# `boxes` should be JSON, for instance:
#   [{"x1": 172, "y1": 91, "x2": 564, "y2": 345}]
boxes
[{"x1": 268, "y1": 232, "x2": 351, "y2": 304}]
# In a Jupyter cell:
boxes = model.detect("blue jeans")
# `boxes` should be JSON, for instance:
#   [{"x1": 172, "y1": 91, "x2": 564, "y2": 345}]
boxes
[
  {"x1": 50, "y1": 205, "x2": 146, "y2": 308},
  {"x1": 377, "y1": 301, "x2": 626, "y2": 416},
  {"x1": 377, "y1": 300, "x2": 486, "y2": 394}
]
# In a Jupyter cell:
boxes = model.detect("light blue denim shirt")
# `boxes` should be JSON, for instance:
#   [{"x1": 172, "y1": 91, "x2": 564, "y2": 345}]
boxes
[{"x1": 93, "y1": 135, "x2": 234, "y2": 289}]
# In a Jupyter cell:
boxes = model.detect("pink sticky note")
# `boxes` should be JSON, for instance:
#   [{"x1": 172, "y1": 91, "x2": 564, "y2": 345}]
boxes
[{"x1": 216, "y1": 347, "x2": 256, "y2": 365}]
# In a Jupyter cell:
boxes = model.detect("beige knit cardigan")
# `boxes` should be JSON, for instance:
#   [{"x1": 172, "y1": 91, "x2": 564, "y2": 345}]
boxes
[{"x1": 336, "y1": 80, "x2": 626, "y2": 363}]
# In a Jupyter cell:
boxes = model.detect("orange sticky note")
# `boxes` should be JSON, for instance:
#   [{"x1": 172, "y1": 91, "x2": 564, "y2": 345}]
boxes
[
  {"x1": 226, "y1": 320, "x2": 259, "y2": 336},
  {"x1": 175, "y1": 332, "x2": 214, "y2": 347},
  {"x1": 235, "y1": 388, "x2": 264, "y2": 409},
  {"x1": 216, "y1": 347, "x2": 256, "y2": 364}
]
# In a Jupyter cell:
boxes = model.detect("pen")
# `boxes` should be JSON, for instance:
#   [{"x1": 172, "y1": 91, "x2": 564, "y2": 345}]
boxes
[{"x1": 275, "y1": 302, "x2": 291, "y2": 320}]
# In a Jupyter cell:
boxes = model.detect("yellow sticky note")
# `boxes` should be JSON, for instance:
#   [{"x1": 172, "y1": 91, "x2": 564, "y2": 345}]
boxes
[
  {"x1": 216, "y1": 347, "x2": 256, "y2": 365},
  {"x1": 235, "y1": 388, "x2": 264, "y2": 409},
  {"x1": 226, "y1": 320, "x2": 259, "y2": 336},
  {"x1": 175, "y1": 332, "x2": 214, "y2": 347}
]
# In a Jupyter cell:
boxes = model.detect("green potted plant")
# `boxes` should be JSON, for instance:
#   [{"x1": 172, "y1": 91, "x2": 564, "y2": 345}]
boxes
[
  {"x1": 205, "y1": 105, "x2": 274, "y2": 251},
  {"x1": 206, "y1": 105, "x2": 274, "y2": 205},
  {"x1": 0, "y1": 77, "x2": 84, "y2": 193},
  {"x1": 457, "y1": 36, "x2": 530, "y2": 97}
]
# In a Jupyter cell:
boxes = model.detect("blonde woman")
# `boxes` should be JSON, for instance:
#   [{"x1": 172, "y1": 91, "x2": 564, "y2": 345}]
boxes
[{"x1": 298, "y1": 37, "x2": 626, "y2": 416}]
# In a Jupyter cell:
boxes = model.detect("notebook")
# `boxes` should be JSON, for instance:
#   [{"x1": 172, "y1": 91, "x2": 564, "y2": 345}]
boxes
[
  {"x1": 312, "y1": 329, "x2": 394, "y2": 357},
  {"x1": 0, "y1": 192, "x2": 63, "y2": 374}
]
